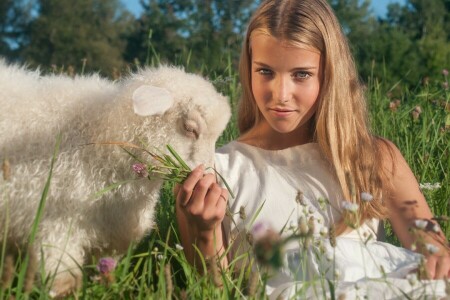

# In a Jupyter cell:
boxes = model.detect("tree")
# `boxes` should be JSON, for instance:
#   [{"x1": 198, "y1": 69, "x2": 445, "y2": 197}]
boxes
[
  {"x1": 21, "y1": 0, "x2": 133, "y2": 76},
  {"x1": 0, "y1": 0, "x2": 34, "y2": 61},
  {"x1": 125, "y1": 0, "x2": 260, "y2": 74},
  {"x1": 125, "y1": 0, "x2": 193, "y2": 68}
]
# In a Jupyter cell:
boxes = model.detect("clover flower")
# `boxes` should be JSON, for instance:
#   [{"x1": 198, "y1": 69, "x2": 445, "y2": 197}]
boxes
[
  {"x1": 97, "y1": 257, "x2": 117, "y2": 275},
  {"x1": 132, "y1": 163, "x2": 148, "y2": 178},
  {"x1": 251, "y1": 222, "x2": 283, "y2": 269},
  {"x1": 443, "y1": 69, "x2": 449, "y2": 77},
  {"x1": 251, "y1": 221, "x2": 271, "y2": 240},
  {"x1": 360, "y1": 192, "x2": 373, "y2": 202},
  {"x1": 411, "y1": 106, "x2": 422, "y2": 120},
  {"x1": 389, "y1": 99, "x2": 401, "y2": 112}
]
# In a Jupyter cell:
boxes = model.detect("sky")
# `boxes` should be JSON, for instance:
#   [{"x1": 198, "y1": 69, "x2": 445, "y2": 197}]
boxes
[{"x1": 121, "y1": 0, "x2": 408, "y2": 18}]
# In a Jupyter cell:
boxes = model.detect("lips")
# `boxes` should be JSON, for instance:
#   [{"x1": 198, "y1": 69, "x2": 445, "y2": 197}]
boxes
[{"x1": 269, "y1": 107, "x2": 296, "y2": 117}]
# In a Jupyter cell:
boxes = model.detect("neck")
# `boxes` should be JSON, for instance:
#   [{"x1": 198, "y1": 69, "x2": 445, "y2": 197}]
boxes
[{"x1": 238, "y1": 120, "x2": 314, "y2": 150}]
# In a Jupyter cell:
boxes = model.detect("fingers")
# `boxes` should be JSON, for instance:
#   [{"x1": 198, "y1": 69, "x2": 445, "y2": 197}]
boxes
[
  {"x1": 424, "y1": 255, "x2": 450, "y2": 279},
  {"x1": 176, "y1": 164, "x2": 205, "y2": 207},
  {"x1": 174, "y1": 164, "x2": 228, "y2": 228},
  {"x1": 216, "y1": 189, "x2": 228, "y2": 208},
  {"x1": 425, "y1": 256, "x2": 437, "y2": 279},
  {"x1": 433, "y1": 256, "x2": 450, "y2": 279},
  {"x1": 188, "y1": 174, "x2": 219, "y2": 215}
]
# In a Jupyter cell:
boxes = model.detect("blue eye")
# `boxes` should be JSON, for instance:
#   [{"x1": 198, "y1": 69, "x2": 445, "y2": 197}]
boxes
[
  {"x1": 294, "y1": 71, "x2": 310, "y2": 79},
  {"x1": 257, "y1": 68, "x2": 273, "y2": 76}
]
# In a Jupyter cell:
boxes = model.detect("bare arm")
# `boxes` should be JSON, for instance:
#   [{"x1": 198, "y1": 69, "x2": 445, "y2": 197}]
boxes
[
  {"x1": 175, "y1": 165, "x2": 229, "y2": 271},
  {"x1": 382, "y1": 140, "x2": 450, "y2": 279}
]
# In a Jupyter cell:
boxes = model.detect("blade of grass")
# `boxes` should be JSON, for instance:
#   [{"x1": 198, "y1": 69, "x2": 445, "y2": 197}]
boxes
[{"x1": 166, "y1": 145, "x2": 191, "y2": 171}]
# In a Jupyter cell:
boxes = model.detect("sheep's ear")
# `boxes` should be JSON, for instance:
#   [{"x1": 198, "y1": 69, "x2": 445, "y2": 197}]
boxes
[{"x1": 132, "y1": 85, "x2": 174, "y2": 116}]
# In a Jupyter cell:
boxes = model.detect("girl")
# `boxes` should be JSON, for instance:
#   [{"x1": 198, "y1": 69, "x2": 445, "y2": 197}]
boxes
[{"x1": 175, "y1": 0, "x2": 450, "y2": 298}]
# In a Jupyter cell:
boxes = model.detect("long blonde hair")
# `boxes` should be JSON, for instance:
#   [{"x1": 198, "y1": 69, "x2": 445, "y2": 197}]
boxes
[{"x1": 238, "y1": 0, "x2": 389, "y2": 234}]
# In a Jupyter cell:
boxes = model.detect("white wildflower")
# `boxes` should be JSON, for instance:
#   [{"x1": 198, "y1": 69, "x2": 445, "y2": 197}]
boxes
[
  {"x1": 414, "y1": 219, "x2": 428, "y2": 230},
  {"x1": 175, "y1": 244, "x2": 184, "y2": 251},
  {"x1": 360, "y1": 192, "x2": 374, "y2": 202},
  {"x1": 432, "y1": 223, "x2": 441, "y2": 233},
  {"x1": 406, "y1": 273, "x2": 418, "y2": 286},
  {"x1": 289, "y1": 220, "x2": 296, "y2": 230},
  {"x1": 341, "y1": 201, "x2": 359, "y2": 212},
  {"x1": 320, "y1": 226, "x2": 328, "y2": 237},
  {"x1": 425, "y1": 243, "x2": 440, "y2": 254},
  {"x1": 334, "y1": 269, "x2": 341, "y2": 280},
  {"x1": 298, "y1": 216, "x2": 309, "y2": 235},
  {"x1": 157, "y1": 254, "x2": 164, "y2": 260},
  {"x1": 419, "y1": 182, "x2": 441, "y2": 190}
]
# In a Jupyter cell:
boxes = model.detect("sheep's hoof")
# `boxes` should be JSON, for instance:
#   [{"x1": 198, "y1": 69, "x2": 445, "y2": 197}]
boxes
[{"x1": 48, "y1": 272, "x2": 81, "y2": 299}]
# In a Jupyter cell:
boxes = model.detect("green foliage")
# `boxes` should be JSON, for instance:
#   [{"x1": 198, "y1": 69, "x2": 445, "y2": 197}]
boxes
[
  {"x1": 1, "y1": 59, "x2": 449, "y2": 299},
  {"x1": 0, "y1": 0, "x2": 33, "y2": 60},
  {"x1": 125, "y1": 0, "x2": 260, "y2": 74},
  {"x1": 21, "y1": 0, "x2": 134, "y2": 76},
  {"x1": 1, "y1": 0, "x2": 448, "y2": 87}
]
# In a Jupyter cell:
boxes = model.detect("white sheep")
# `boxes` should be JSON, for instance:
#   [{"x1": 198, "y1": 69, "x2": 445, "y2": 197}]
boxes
[{"x1": 0, "y1": 60, "x2": 231, "y2": 297}]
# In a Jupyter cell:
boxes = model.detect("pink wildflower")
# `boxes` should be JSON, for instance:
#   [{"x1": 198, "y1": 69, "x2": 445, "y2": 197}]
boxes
[
  {"x1": 97, "y1": 257, "x2": 117, "y2": 275},
  {"x1": 132, "y1": 163, "x2": 148, "y2": 177},
  {"x1": 443, "y1": 69, "x2": 449, "y2": 77}
]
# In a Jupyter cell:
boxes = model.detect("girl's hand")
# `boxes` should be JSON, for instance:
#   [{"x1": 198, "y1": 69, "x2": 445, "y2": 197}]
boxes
[
  {"x1": 174, "y1": 164, "x2": 228, "y2": 268},
  {"x1": 424, "y1": 254, "x2": 450, "y2": 279},
  {"x1": 175, "y1": 164, "x2": 228, "y2": 235}
]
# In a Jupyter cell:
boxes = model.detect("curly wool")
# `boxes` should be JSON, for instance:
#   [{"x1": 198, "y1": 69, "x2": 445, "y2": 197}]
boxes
[{"x1": 0, "y1": 60, "x2": 231, "y2": 296}]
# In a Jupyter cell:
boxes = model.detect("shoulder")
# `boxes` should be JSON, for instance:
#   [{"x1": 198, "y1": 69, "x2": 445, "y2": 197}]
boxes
[
  {"x1": 375, "y1": 138, "x2": 422, "y2": 201},
  {"x1": 375, "y1": 138, "x2": 410, "y2": 176}
]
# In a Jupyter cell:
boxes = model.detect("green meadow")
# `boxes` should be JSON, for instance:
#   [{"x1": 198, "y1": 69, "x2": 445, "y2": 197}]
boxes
[{"x1": 0, "y1": 60, "x2": 449, "y2": 299}]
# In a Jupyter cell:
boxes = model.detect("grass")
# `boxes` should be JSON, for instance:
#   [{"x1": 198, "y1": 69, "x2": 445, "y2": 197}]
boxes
[{"x1": 0, "y1": 62, "x2": 449, "y2": 299}]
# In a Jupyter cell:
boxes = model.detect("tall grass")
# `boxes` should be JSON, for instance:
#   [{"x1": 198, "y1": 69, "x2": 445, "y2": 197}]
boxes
[{"x1": 0, "y1": 59, "x2": 448, "y2": 299}]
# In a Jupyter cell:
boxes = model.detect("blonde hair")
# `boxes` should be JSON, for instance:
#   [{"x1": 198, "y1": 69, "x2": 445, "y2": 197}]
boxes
[{"x1": 238, "y1": 0, "x2": 389, "y2": 234}]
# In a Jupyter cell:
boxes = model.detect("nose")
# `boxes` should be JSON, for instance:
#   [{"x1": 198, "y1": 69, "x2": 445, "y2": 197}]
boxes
[{"x1": 273, "y1": 75, "x2": 292, "y2": 103}]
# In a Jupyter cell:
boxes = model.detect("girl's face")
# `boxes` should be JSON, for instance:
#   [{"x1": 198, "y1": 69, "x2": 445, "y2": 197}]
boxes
[{"x1": 250, "y1": 33, "x2": 321, "y2": 138}]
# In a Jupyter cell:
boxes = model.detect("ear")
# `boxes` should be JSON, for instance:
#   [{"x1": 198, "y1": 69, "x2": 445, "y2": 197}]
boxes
[{"x1": 132, "y1": 85, "x2": 174, "y2": 116}]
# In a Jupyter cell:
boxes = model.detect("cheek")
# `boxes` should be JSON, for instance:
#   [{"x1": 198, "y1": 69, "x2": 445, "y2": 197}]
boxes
[
  {"x1": 251, "y1": 79, "x2": 263, "y2": 104},
  {"x1": 302, "y1": 83, "x2": 320, "y2": 107},
  {"x1": 251, "y1": 78, "x2": 269, "y2": 103}
]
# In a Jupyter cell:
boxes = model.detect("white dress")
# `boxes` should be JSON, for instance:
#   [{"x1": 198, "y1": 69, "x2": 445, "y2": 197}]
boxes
[{"x1": 215, "y1": 141, "x2": 446, "y2": 299}]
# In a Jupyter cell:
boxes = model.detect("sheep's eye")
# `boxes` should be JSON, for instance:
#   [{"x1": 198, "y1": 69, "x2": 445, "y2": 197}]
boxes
[{"x1": 183, "y1": 120, "x2": 199, "y2": 139}]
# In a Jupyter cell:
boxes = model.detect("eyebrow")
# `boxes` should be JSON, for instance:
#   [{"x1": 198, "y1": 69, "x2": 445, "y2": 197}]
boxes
[{"x1": 252, "y1": 61, "x2": 318, "y2": 71}]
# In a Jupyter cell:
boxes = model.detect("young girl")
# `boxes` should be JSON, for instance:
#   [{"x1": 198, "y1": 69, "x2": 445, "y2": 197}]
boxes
[{"x1": 175, "y1": 0, "x2": 450, "y2": 298}]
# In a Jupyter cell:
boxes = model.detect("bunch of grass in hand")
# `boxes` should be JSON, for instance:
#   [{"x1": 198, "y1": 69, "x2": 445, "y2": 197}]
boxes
[{"x1": 93, "y1": 141, "x2": 234, "y2": 198}]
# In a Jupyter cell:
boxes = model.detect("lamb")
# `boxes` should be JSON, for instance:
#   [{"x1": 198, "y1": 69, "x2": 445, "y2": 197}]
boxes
[{"x1": 0, "y1": 60, "x2": 231, "y2": 297}]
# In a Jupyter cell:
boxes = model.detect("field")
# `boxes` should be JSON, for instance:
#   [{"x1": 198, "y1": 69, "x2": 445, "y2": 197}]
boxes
[{"x1": 0, "y1": 64, "x2": 449, "y2": 299}]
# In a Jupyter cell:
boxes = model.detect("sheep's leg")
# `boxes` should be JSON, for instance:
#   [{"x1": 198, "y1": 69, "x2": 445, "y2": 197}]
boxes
[{"x1": 38, "y1": 230, "x2": 85, "y2": 298}]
